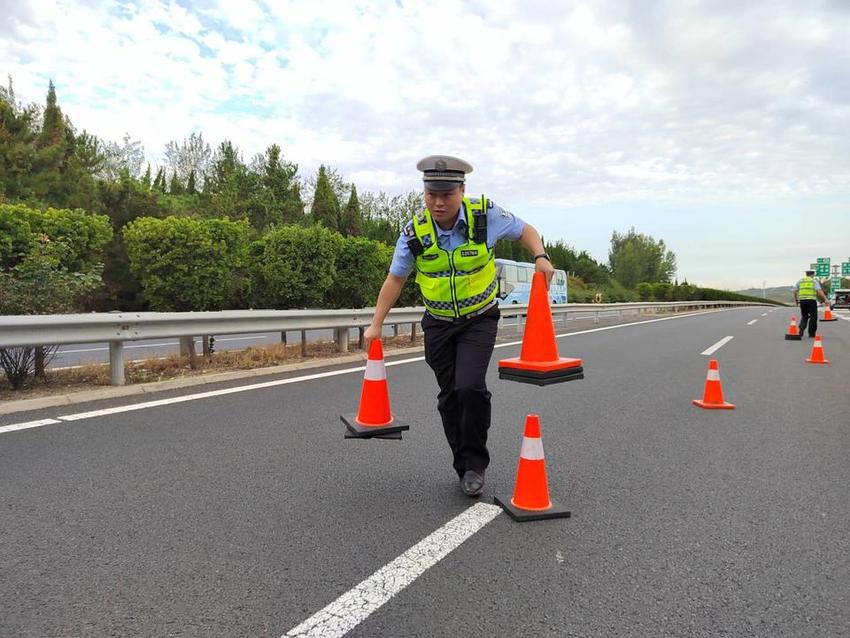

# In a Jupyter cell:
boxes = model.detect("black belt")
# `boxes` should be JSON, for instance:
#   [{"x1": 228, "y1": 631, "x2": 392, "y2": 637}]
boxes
[{"x1": 425, "y1": 301, "x2": 499, "y2": 323}]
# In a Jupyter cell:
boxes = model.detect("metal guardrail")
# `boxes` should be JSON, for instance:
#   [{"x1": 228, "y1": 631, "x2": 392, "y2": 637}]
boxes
[{"x1": 0, "y1": 301, "x2": 771, "y2": 386}]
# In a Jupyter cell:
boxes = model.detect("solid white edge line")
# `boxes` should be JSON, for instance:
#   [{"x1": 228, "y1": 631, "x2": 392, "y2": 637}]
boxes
[
  {"x1": 1, "y1": 308, "x2": 730, "y2": 432},
  {"x1": 0, "y1": 418, "x2": 61, "y2": 434},
  {"x1": 283, "y1": 503, "x2": 502, "y2": 638},
  {"x1": 701, "y1": 335, "x2": 735, "y2": 356},
  {"x1": 747, "y1": 319, "x2": 758, "y2": 325}
]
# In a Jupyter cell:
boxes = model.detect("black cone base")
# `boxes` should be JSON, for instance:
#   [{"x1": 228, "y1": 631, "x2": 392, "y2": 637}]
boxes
[
  {"x1": 344, "y1": 429, "x2": 402, "y2": 440},
  {"x1": 341, "y1": 413, "x2": 409, "y2": 439},
  {"x1": 784, "y1": 334, "x2": 802, "y2": 341},
  {"x1": 494, "y1": 495, "x2": 571, "y2": 522},
  {"x1": 821, "y1": 318, "x2": 837, "y2": 322},
  {"x1": 499, "y1": 366, "x2": 584, "y2": 386}
]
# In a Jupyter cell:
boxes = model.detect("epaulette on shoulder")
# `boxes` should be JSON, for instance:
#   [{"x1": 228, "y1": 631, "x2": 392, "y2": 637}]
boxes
[{"x1": 402, "y1": 221, "x2": 415, "y2": 237}]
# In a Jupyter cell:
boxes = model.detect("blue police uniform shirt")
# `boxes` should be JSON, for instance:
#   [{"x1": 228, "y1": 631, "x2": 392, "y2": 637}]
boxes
[{"x1": 388, "y1": 200, "x2": 526, "y2": 278}]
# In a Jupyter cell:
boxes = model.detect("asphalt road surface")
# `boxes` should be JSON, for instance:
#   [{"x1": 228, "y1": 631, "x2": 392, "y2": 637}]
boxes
[{"x1": 2, "y1": 307, "x2": 848, "y2": 637}]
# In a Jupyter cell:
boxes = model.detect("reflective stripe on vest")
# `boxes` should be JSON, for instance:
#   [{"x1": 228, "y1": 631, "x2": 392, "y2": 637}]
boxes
[
  {"x1": 412, "y1": 197, "x2": 497, "y2": 318},
  {"x1": 798, "y1": 277, "x2": 817, "y2": 300}
]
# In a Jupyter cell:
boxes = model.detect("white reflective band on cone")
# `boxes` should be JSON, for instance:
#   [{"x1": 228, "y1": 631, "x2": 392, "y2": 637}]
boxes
[
  {"x1": 814, "y1": 342, "x2": 822, "y2": 348},
  {"x1": 707, "y1": 369, "x2": 720, "y2": 381},
  {"x1": 364, "y1": 359, "x2": 387, "y2": 381},
  {"x1": 519, "y1": 437, "x2": 545, "y2": 460}
]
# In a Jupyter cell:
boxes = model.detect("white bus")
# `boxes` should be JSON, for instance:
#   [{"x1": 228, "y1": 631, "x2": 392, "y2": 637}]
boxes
[{"x1": 495, "y1": 258, "x2": 568, "y2": 305}]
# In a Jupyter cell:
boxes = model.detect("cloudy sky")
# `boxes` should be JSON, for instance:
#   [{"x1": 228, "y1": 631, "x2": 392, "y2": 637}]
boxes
[{"x1": 2, "y1": 0, "x2": 849, "y2": 290}]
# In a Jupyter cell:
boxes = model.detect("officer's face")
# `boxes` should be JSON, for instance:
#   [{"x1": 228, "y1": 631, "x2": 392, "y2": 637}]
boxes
[{"x1": 425, "y1": 185, "x2": 464, "y2": 228}]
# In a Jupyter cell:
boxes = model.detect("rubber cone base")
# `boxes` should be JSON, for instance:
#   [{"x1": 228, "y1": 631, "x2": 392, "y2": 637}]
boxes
[
  {"x1": 494, "y1": 495, "x2": 571, "y2": 522},
  {"x1": 499, "y1": 364, "x2": 584, "y2": 386},
  {"x1": 784, "y1": 334, "x2": 802, "y2": 341},
  {"x1": 821, "y1": 318, "x2": 837, "y2": 322},
  {"x1": 344, "y1": 429, "x2": 402, "y2": 440},
  {"x1": 692, "y1": 399, "x2": 735, "y2": 410},
  {"x1": 805, "y1": 358, "x2": 830, "y2": 365},
  {"x1": 341, "y1": 413, "x2": 409, "y2": 438}
]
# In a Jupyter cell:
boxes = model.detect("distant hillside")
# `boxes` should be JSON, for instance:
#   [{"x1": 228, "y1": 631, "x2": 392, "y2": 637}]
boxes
[{"x1": 735, "y1": 287, "x2": 794, "y2": 304}]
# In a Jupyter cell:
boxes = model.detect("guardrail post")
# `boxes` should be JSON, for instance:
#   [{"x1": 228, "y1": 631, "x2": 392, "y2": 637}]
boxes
[
  {"x1": 393, "y1": 324, "x2": 399, "y2": 337},
  {"x1": 109, "y1": 341, "x2": 125, "y2": 386},
  {"x1": 618, "y1": 309, "x2": 622, "y2": 321},
  {"x1": 280, "y1": 331, "x2": 287, "y2": 344},
  {"x1": 410, "y1": 322, "x2": 417, "y2": 343},
  {"x1": 180, "y1": 336, "x2": 197, "y2": 369},
  {"x1": 335, "y1": 327, "x2": 349, "y2": 353},
  {"x1": 358, "y1": 327, "x2": 365, "y2": 349},
  {"x1": 594, "y1": 311, "x2": 599, "y2": 324},
  {"x1": 301, "y1": 330, "x2": 307, "y2": 357}
]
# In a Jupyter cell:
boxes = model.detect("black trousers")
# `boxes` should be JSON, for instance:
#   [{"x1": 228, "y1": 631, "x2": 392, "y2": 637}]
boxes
[
  {"x1": 422, "y1": 306, "x2": 499, "y2": 478},
  {"x1": 799, "y1": 299, "x2": 818, "y2": 337}
]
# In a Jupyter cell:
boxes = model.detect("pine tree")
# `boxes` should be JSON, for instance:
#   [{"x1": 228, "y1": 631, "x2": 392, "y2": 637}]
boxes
[
  {"x1": 311, "y1": 165, "x2": 339, "y2": 231},
  {"x1": 169, "y1": 170, "x2": 184, "y2": 195},
  {"x1": 340, "y1": 184, "x2": 362, "y2": 236},
  {"x1": 142, "y1": 163, "x2": 151, "y2": 189},
  {"x1": 39, "y1": 80, "x2": 65, "y2": 147},
  {"x1": 152, "y1": 167, "x2": 165, "y2": 192},
  {"x1": 186, "y1": 169, "x2": 196, "y2": 194}
]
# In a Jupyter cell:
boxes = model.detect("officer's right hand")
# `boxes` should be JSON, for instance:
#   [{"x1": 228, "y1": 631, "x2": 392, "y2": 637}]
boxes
[{"x1": 363, "y1": 323, "x2": 382, "y2": 346}]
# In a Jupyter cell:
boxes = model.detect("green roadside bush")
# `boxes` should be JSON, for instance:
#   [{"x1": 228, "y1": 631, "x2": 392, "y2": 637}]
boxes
[
  {"x1": 327, "y1": 237, "x2": 392, "y2": 308},
  {"x1": 123, "y1": 216, "x2": 250, "y2": 311},
  {"x1": 247, "y1": 224, "x2": 342, "y2": 309}
]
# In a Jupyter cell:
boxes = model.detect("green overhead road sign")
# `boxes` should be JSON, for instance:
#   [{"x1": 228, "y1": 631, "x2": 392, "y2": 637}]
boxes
[
  {"x1": 842, "y1": 261, "x2": 850, "y2": 276},
  {"x1": 816, "y1": 264, "x2": 830, "y2": 277},
  {"x1": 817, "y1": 257, "x2": 830, "y2": 264},
  {"x1": 831, "y1": 276, "x2": 841, "y2": 288}
]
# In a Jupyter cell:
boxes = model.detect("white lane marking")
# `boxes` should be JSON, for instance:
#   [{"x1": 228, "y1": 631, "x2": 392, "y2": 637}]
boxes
[
  {"x1": 761, "y1": 313, "x2": 768, "y2": 317},
  {"x1": 283, "y1": 503, "x2": 502, "y2": 638},
  {"x1": 0, "y1": 418, "x2": 62, "y2": 434},
  {"x1": 1, "y1": 308, "x2": 728, "y2": 432},
  {"x1": 747, "y1": 319, "x2": 758, "y2": 325},
  {"x1": 701, "y1": 336, "x2": 734, "y2": 356}
]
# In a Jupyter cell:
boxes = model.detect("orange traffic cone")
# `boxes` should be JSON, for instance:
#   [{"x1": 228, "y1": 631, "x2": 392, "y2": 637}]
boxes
[
  {"x1": 499, "y1": 271, "x2": 584, "y2": 385},
  {"x1": 342, "y1": 339, "x2": 409, "y2": 439},
  {"x1": 494, "y1": 415, "x2": 571, "y2": 522},
  {"x1": 806, "y1": 335, "x2": 830, "y2": 364},
  {"x1": 822, "y1": 306, "x2": 837, "y2": 322},
  {"x1": 784, "y1": 317, "x2": 802, "y2": 341},
  {"x1": 692, "y1": 359, "x2": 735, "y2": 410}
]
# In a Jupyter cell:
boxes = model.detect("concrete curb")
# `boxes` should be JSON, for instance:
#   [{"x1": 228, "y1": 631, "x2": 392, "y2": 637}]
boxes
[{"x1": 0, "y1": 344, "x2": 426, "y2": 416}]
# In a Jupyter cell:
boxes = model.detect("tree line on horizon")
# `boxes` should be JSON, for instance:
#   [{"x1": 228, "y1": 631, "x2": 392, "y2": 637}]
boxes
[{"x1": 0, "y1": 78, "x2": 774, "y2": 318}]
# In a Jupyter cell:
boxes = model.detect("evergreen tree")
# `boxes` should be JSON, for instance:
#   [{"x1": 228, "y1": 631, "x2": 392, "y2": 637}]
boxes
[
  {"x1": 0, "y1": 78, "x2": 39, "y2": 201},
  {"x1": 39, "y1": 80, "x2": 65, "y2": 147},
  {"x1": 311, "y1": 165, "x2": 340, "y2": 231},
  {"x1": 169, "y1": 170, "x2": 184, "y2": 195},
  {"x1": 340, "y1": 185, "x2": 362, "y2": 236},
  {"x1": 142, "y1": 163, "x2": 151, "y2": 189},
  {"x1": 152, "y1": 167, "x2": 165, "y2": 192},
  {"x1": 186, "y1": 169, "x2": 196, "y2": 194},
  {"x1": 260, "y1": 144, "x2": 303, "y2": 224}
]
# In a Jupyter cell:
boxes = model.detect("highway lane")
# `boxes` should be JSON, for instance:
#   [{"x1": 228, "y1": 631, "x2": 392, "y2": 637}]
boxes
[{"x1": 2, "y1": 306, "x2": 848, "y2": 636}]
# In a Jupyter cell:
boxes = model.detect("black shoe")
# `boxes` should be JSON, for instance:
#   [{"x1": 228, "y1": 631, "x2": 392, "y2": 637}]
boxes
[{"x1": 460, "y1": 470, "x2": 485, "y2": 496}]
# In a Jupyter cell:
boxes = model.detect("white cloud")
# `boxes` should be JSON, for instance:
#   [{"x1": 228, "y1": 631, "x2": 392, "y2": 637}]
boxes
[{"x1": 2, "y1": 0, "x2": 849, "y2": 287}]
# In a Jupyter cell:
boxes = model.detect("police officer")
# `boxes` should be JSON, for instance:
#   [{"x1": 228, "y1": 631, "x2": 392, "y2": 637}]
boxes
[
  {"x1": 363, "y1": 155, "x2": 554, "y2": 496},
  {"x1": 794, "y1": 268, "x2": 828, "y2": 337}
]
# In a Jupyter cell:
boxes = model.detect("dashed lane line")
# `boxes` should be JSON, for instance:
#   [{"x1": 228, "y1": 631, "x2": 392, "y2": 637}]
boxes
[
  {"x1": 0, "y1": 308, "x2": 732, "y2": 435},
  {"x1": 283, "y1": 503, "x2": 502, "y2": 638},
  {"x1": 747, "y1": 319, "x2": 758, "y2": 325},
  {"x1": 701, "y1": 335, "x2": 735, "y2": 356}
]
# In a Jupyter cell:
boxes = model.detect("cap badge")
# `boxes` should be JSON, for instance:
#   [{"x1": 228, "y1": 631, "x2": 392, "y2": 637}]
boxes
[{"x1": 435, "y1": 159, "x2": 447, "y2": 170}]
